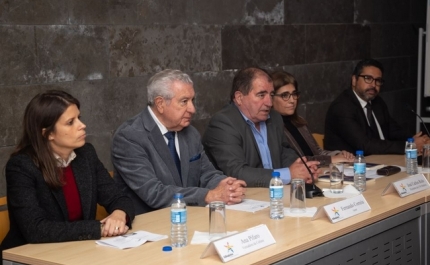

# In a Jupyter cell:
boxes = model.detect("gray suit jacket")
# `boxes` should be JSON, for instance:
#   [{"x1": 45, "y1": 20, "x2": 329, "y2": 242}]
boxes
[
  {"x1": 202, "y1": 103, "x2": 298, "y2": 187},
  {"x1": 112, "y1": 107, "x2": 225, "y2": 214}
]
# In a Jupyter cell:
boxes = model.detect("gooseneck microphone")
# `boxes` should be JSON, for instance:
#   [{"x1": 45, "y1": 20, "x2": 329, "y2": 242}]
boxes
[
  {"x1": 282, "y1": 143, "x2": 323, "y2": 198},
  {"x1": 405, "y1": 104, "x2": 430, "y2": 136}
]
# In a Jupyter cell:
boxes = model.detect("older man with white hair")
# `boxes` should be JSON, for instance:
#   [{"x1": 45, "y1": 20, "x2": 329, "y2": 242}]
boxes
[{"x1": 112, "y1": 69, "x2": 246, "y2": 214}]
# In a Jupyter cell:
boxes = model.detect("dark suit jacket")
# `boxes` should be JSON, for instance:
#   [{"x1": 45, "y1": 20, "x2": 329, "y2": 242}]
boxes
[
  {"x1": 1, "y1": 143, "x2": 134, "y2": 254},
  {"x1": 202, "y1": 103, "x2": 298, "y2": 187},
  {"x1": 324, "y1": 89, "x2": 407, "y2": 155},
  {"x1": 112, "y1": 107, "x2": 225, "y2": 215}
]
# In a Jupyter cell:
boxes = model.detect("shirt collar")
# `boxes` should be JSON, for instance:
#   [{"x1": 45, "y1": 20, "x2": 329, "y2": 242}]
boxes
[
  {"x1": 235, "y1": 104, "x2": 270, "y2": 127},
  {"x1": 54, "y1": 151, "x2": 76, "y2": 167},
  {"x1": 352, "y1": 90, "x2": 369, "y2": 109},
  {"x1": 148, "y1": 106, "x2": 169, "y2": 135}
]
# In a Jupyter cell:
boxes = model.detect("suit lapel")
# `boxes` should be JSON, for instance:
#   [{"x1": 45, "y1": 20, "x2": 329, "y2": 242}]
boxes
[
  {"x1": 348, "y1": 90, "x2": 370, "y2": 130},
  {"x1": 178, "y1": 132, "x2": 189, "y2": 187},
  {"x1": 371, "y1": 100, "x2": 385, "y2": 133},
  {"x1": 50, "y1": 183, "x2": 68, "y2": 220},
  {"x1": 143, "y1": 108, "x2": 183, "y2": 187},
  {"x1": 266, "y1": 114, "x2": 281, "y2": 168},
  {"x1": 230, "y1": 103, "x2": 263, "y2": 165}
]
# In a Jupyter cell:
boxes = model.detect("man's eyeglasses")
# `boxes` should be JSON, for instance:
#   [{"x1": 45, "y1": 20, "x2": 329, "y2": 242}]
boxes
[
  {"x1": 358, "y1": 75, "x2": 384, "y2": 86},
  {"x1": 273, "y1": 91, "x2": 300, "y2": 101}
]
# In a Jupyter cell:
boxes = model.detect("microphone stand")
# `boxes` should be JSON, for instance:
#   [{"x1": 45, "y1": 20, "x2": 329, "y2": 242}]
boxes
[
  {"x1": 282, "y1": 143, "x2": 323, "y2": 198},
  {"x1": 408, "y1": 105, "x2": 430, "y2": 136},
  {"x1": 406, "y1": 104, "x2": 430, "y2": 165}
]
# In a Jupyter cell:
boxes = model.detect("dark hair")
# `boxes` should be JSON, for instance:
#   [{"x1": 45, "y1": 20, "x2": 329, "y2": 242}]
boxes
[
  {"x1": 230, "y1": 67, "x2": 272, "y2": 102},
  {"x1": 13, "y1": 90, "x2": 80, "y2": 188},
  {"x1": 271, "y1": 71, "x2": 306, "y2": 127},
  {"x1": 352, "y1": 59, "x2": 384, "y2": 76}
]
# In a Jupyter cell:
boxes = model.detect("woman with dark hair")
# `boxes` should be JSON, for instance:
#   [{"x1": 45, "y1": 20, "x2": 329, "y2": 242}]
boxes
[
  {"x1": 1, "y1": 90, "x2": 134, "y2": 254},
  {"x1": 271, "y1": 71, "x2": 354, "y2": 166}
]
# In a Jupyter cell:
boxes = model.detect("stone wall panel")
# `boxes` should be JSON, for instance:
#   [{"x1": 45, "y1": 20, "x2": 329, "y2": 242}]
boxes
[
  {"x1": 109, "y1": 25, "x2": 221, "y2": 77},
  {"x1": 222, "y1": 25, "x2": 305, "y2": 69},
  {"x1": 35, "y1": 26, "x2": 109, "y2": 83},
  {"x1": 354, "y1": 0, "x2": 409, "y2": 24},
  {"x1": 0, "y1": 26, "x2": 37, "y2": 86},
  {"x1": 0, "y1": 0, "x2": 68, "y2": 24},
  {"x1": 305, "y1": 24, "x2": 370, "y2": 63},
  {"x1": 285, "y1": 0, "x2": 353, "y2": 24}
]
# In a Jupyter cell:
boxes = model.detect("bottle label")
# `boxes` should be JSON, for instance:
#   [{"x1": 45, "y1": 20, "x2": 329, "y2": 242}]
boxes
[
  {"x1": 406, "y1": 149, "x2": 418, "y2": 159},
  {"x1": 270, "y1": 186, "x2": 283, "y2": 199},
  {"x1": 171, "y1": 209, "x2": 187, "y2": 224},
  {"x1": 354, "y1": 163, "x2": 366, "y2": 174}
]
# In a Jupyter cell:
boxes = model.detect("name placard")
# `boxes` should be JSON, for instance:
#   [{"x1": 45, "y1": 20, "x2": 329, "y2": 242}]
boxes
[
  {"x1": 381, "y1": 173, "x2": 430, "y2": 197},
  {"x1": 200, "y1": 224, "x2": 275, "y2": 262},
  {"x1": 312, "y1": 194, "x2": 371, "y2": 223}
]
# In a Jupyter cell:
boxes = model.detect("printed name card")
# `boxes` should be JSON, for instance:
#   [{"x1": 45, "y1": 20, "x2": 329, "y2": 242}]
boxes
[
  {"x1": 200, "y1": 224, "x2": 275, "y2": 262},
  {"x1": 312, "y1": 194, "x2": 371, "y2": 223},
  {"x1": 381, "y1": 173, "x2": 430, "y2": 197}
]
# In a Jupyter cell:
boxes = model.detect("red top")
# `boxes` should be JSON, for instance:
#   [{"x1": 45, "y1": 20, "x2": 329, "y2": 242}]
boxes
[{"x1": 62, "y1": 165, "x2": 83, "y2": 221}]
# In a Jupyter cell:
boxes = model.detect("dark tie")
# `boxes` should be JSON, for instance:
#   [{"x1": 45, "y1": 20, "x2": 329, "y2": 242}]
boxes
[
  {"x1": 365, "y1": 102, "x2": 379, "y2": 139},
  {"x1": 164, "y1": 131, "x2": 182, "y2": 181}
]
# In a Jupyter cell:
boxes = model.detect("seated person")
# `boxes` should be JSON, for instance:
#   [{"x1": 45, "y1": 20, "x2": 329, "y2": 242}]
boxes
[
  {"x1": 1, "y1": 90, "x2": 134, "y2": 256},
  {"x1": 271, "y1": 70, "x2": 354, "y2": 166},
  {"x1": 324, "y1": 58, "x2": 429, "y2": 155},
  {"x1": 203, "y1": 67, "x2": 319, "y2": 187},
  {"x1": 112, "y1": 69, "x2": 246, "y2": 215}
]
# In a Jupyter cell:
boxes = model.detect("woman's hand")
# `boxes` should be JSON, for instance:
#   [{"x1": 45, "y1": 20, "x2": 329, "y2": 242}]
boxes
[
  {"x1": 100, "y1": 210, "x2": 129, "y2": 237},
  {"x1": 331, "y1": 151, "x2": 355, "y2": 163}
]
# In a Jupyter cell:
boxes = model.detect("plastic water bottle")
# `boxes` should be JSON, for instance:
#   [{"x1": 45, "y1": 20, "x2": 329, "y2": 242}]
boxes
[
  {"x1": 269, "y1": 171, "x2": 284, "y2": 219},
  {"x1": 353, "y1": 150, "x2": 366, "y2": 192},
  {"x1": 171, "y1": 193, "x2": 187, "y2": 247},
  {"x1": 405, "y1": 138, "x2": 418, "y2": 175}
]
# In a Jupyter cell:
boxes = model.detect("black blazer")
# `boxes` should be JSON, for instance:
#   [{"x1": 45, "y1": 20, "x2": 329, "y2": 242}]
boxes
[
  {"x1": 324, "y1": 89, "x2": 407, "y2": 155},
  {"x1": 1, "y1": 143, "x2": 134, "y2": 255}
]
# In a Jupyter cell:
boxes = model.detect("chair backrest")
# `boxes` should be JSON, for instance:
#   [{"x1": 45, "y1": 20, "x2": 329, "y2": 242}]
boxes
[
  {"x1": 312, "y1": 133, "x2": 324, "y2": 149},
  {"x1": 0, "y1": 196, "x2": 9, "y2": 243},
  {"x1": 96, "y1": 204, "x2": 109, "y2": 221}
]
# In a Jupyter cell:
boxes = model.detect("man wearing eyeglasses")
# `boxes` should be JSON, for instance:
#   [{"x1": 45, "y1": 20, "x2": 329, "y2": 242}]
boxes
[
  {"x1": 325, "y1": 58, "x2": 429, "y2": 155},
  {"x1": 202, "y1": 67, "x2": 319, "y2": 187}
]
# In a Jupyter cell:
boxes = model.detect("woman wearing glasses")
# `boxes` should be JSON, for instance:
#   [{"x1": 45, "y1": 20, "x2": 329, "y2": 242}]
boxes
[
  {"x1": 271, "y1": 71, "x2": 354, "y2": 166},
  {"x1": 1, "y1": 90, "x2": 134, "y2": 255}
]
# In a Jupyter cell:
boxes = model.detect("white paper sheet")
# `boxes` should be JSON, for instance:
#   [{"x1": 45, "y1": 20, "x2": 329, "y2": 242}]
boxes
[
  {"x1": 224, "y1": 199, "x2": 270, "y2": 213},
  {"x1": 284, "y1": 207, "x2": 317, "y2": 217},
  {"x1": 96, "y1": 230, "x2": 168, "y2": 249}
]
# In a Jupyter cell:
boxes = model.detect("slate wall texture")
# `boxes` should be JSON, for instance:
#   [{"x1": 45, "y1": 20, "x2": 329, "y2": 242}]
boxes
[{"x1": 0, "y1": 0, "x2": 427, "y2": 196}]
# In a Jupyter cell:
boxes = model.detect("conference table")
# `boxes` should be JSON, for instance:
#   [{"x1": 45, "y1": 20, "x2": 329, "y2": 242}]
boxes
[{"x1": 3, "y1": 155, "x2": 430, "y2": 265}]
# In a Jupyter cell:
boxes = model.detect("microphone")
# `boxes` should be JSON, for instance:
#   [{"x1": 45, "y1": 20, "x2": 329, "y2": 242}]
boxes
[
  {"x1": 405, "y1": 104, "x2": 430, "y2": 136},
  {"x1": 282, "y1": 143, "x2": 323, "y2": 198}
]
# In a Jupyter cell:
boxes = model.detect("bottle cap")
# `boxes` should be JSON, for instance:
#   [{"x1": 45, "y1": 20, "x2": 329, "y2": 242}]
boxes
[
  {"x1": 407, "y1": 137, "x2": 414, "y2": 143},
  {"x1": 174, "y1": 193, "x2": 184, "y2": 199},
  {"x1": 272, "y1": 171, "x2": 280, "y2": 177},
  {"x1": 356, "y1": 150, "x2": 364, "y2": 156},
  {"x1": 162, "y1": 246, "x2": 172, "y2": 252}
]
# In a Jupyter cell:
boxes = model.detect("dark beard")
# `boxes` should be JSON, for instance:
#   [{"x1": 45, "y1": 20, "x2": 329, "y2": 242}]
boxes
[{"x1": 358, "y1": 87, "x2": 378, "y2": 101}]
